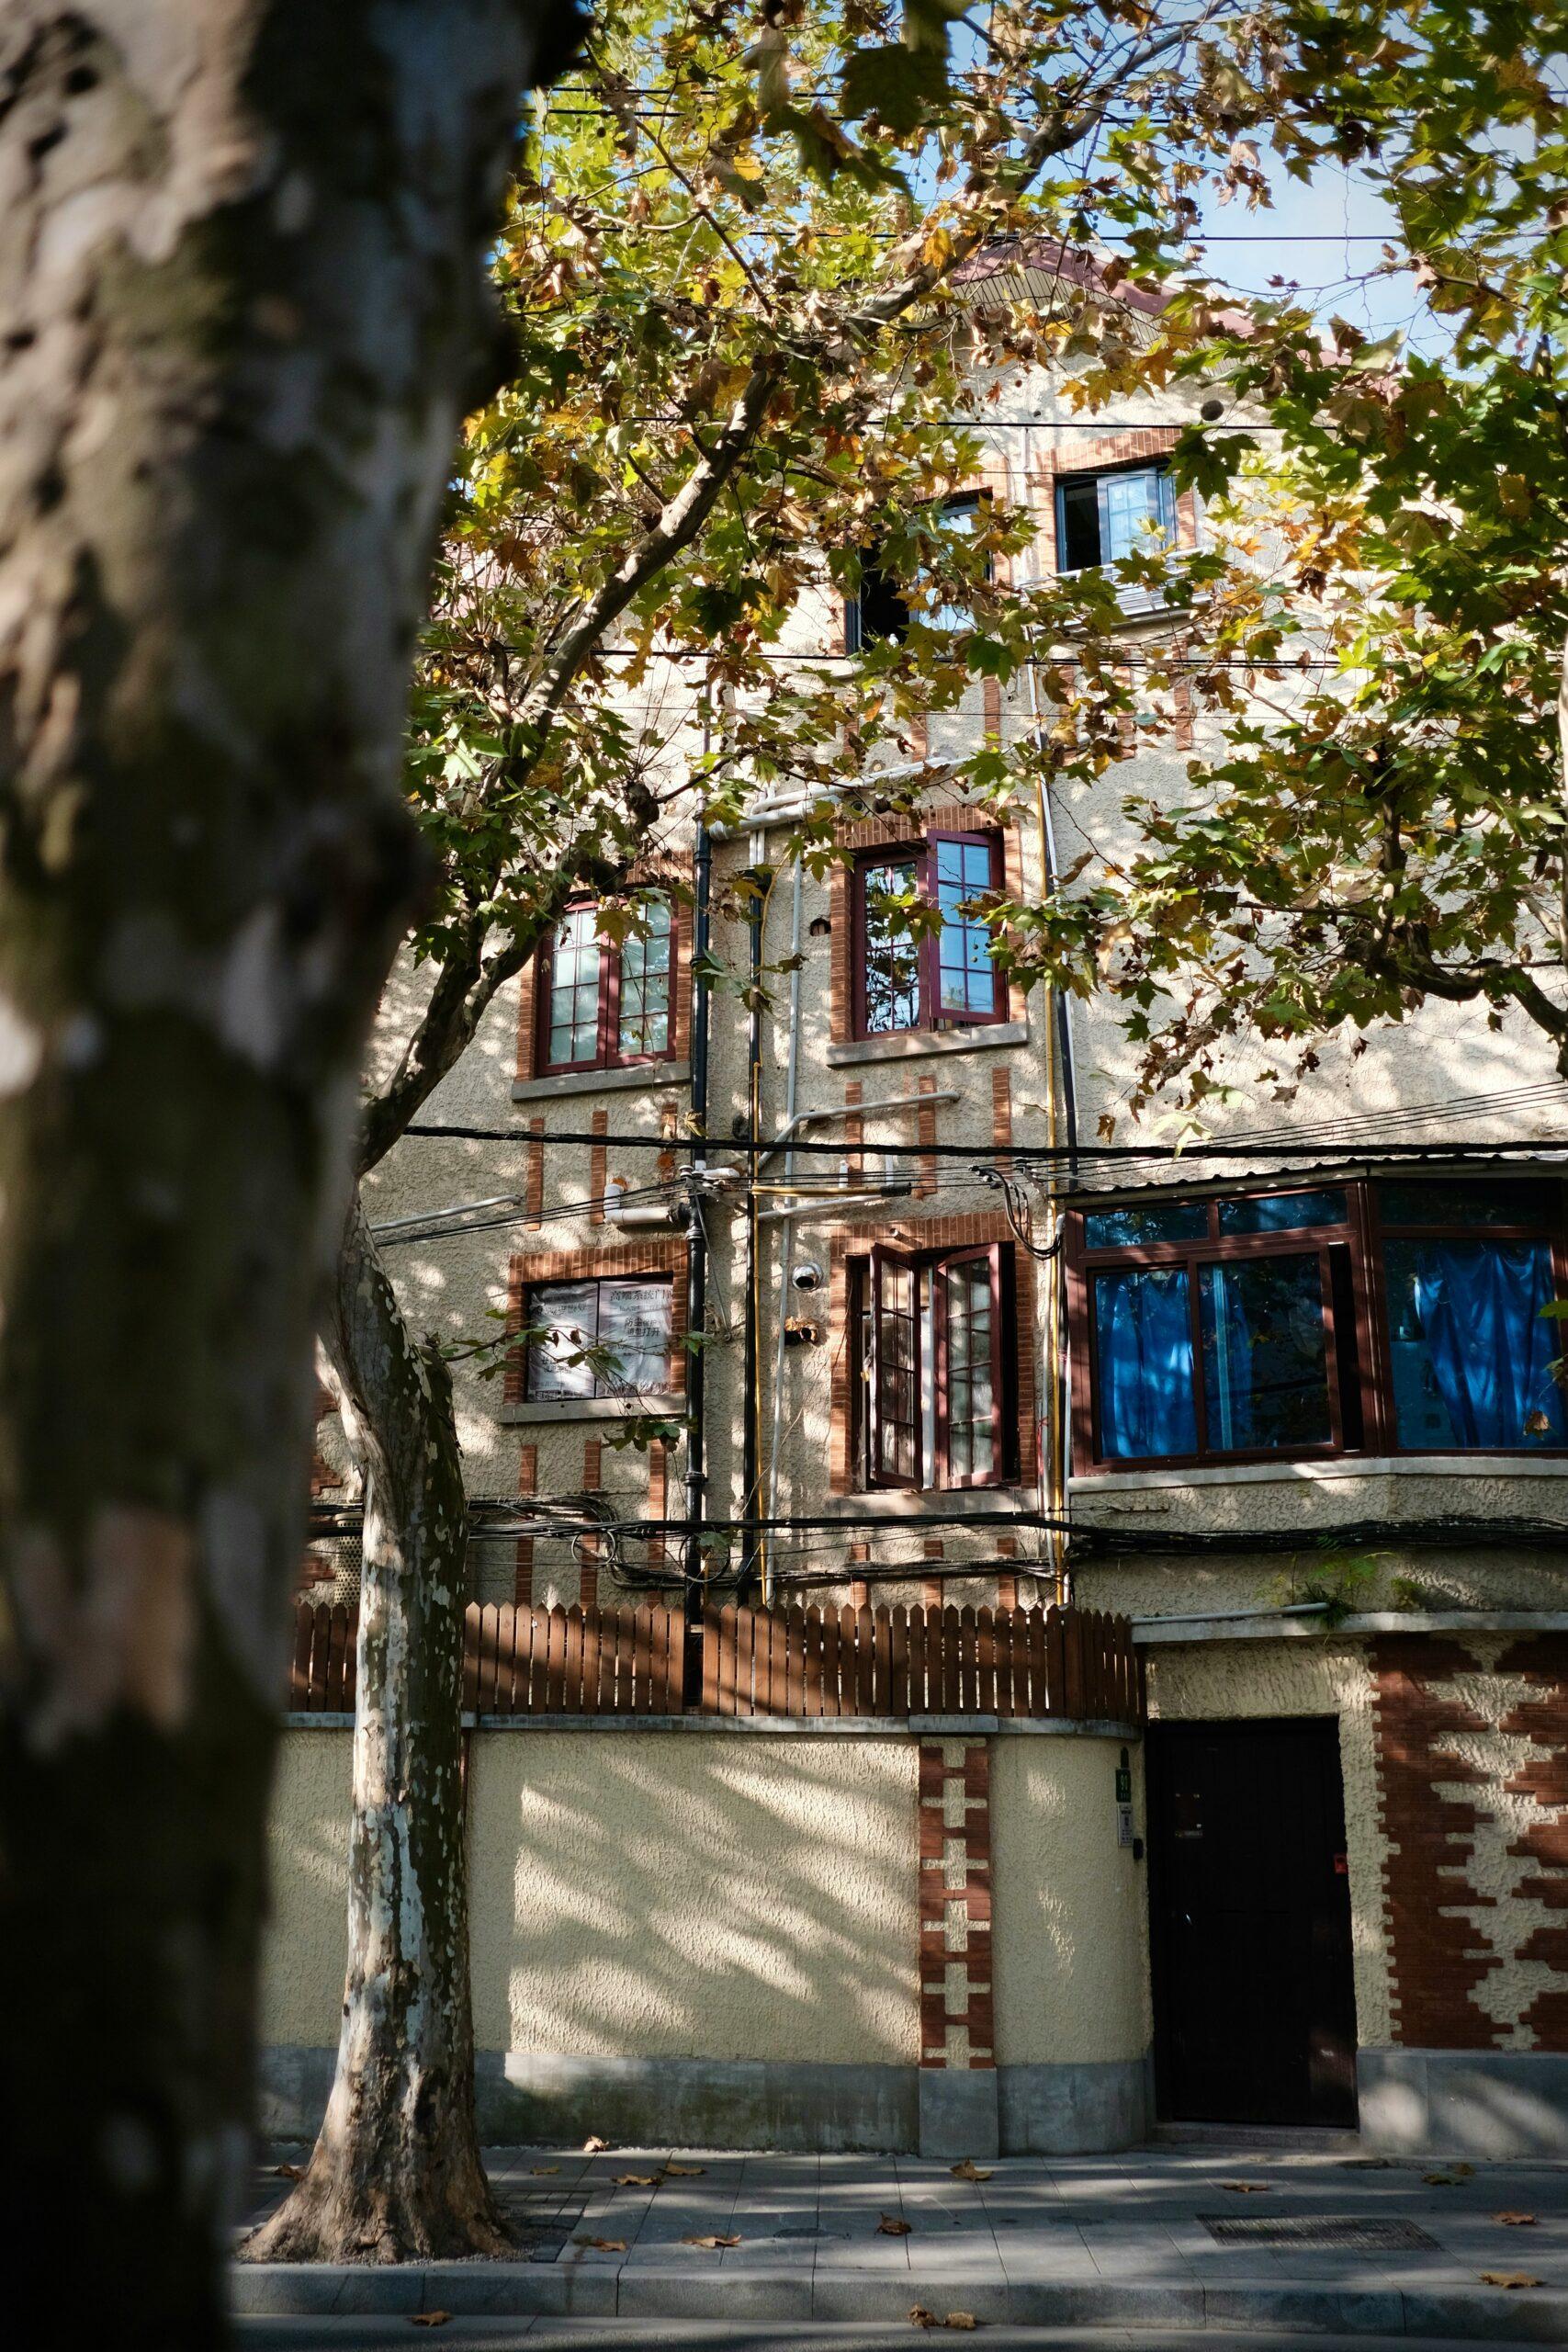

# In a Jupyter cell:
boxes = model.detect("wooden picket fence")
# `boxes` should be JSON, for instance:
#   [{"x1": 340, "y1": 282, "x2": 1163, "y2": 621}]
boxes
[{"x1": 288, "y1": 1599, "x2": 1143, "y2": 1725}]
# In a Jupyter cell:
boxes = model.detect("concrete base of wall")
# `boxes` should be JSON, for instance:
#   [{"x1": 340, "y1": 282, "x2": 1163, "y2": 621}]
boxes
[
  {"x1": 1359, "y1": 2049, "x2": 1568, "y2": 2157},
  {"x1": 482, "y1": 2052, "x2": 918, "y2": 2154},
  {"x1": 999, "y1": 2055, "x2": 1152, "y2": 2155},
  {"x1": 259, "y1": 2047, "x2": 1154, "y2": 2157}
]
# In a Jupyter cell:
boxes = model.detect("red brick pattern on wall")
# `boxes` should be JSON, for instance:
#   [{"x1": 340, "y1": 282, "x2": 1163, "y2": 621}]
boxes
[
  {"x1": 589, "y1": 1109, "x2": 608, "y2": 1227},
  {"x1": 1500, "y1": 1634, "x2": 1568, "y2": 2046},
  {"x1": 919, "y1": 1739, "x2": 995, "y2": 2073},
  {"x1": 1371, "y1": 1634, "x2": 1568, "y2": 2052},
  {"x1": 514, "y1": 1442, "x2": 537, "y2": 1605}
]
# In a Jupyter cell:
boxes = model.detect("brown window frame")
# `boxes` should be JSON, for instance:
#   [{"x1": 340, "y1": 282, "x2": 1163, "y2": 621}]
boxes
[
  {"x1": 537, "y1": 894, "x2": 679, "y2": 1078},
  {"x1": 856, "y1": 1239, "x2": 1015, "y2": 1491},
  {"x1": 851, "y1": 829, "x2": 1008, "y2": 1043},
  {"x1": 520, "y1": 1273, "x2": 676, "y2": 1402},
  {"x1": 1067, "y1": 1177, "x2": 1568, "y2": 1474}
]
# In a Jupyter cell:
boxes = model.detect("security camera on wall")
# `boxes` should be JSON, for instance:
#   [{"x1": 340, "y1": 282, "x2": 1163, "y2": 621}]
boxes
[{"x1": 791, "y1": 1261, "x2": 823, "y2": 1293}]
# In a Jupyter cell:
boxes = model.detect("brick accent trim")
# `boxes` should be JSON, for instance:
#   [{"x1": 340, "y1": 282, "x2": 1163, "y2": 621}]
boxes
[
  {"x1": 525, "y1": 1117, "x2": 544, "y2": 1228},
  {"x1": 844, "y1": 1079, "x2": 864, "y2": 1184},
  {"x1": 915, "y1": 1072, "x2": 938, "y2": 1198},
  {"x1": 580, "y1": 1437, "x2": 603, "y2": 1608},
  {"x1": 919, "y1": 1739, "x2": 995, "y2": 2071},
  {"x1": 990, "y1": 1066, "x2": 1012, "y2": 1170},
  {"x1": 505, "y1": 1238, "x2": 690, "y2": 1405},
  {"x1": 514, "y1": 1442, "x2": 537, "y2": 1604},
  {"x1": 1371, "y1": 1634, "x2": 1568, "y2": 2054},
  {"x1": 648, "y1": 1440, "x2": 669, "y2": 1569},
  {"x1": 589, "y1": 1109, "x2": 608, "y2": 1227}
]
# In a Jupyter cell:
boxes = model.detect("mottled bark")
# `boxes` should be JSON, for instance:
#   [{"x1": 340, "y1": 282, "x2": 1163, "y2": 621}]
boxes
[
  {"x1": 0, "y1": 3, "x2": 570, "y2": 2340},
  {"x1": 246, "y1": 1197, "x2": 498, "y2": 2262}
]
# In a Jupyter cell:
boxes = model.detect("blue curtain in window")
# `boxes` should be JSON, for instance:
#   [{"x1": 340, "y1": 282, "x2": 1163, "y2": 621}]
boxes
[
  {"x1": 1095, "y1": 1266, "x2": 1197, "y2": 1459},
  {"x1": 1393, "y1": 1238, "x2": 1564, "y2": 1449}
]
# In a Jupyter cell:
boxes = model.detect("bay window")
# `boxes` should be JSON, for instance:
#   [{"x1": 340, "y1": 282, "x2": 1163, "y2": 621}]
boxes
[
  {"x1": 855, "y1": 1242, "x2": 1015, "y2": 1490},
  {"x1": 1072, "y1": 1178, "x2": 1566, "y2": 1469},
  {"x1": 539, "y1": 895, "x2": 675, "y2": 1075},
  {"x1": 854, "y1": 831, "x2": 1005, "y2": 1039}
]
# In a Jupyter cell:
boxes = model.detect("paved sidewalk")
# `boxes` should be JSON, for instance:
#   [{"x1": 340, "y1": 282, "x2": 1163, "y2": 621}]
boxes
[{"x1": 235, "y1": 2143, "x2": 1568, "y2": 2336}]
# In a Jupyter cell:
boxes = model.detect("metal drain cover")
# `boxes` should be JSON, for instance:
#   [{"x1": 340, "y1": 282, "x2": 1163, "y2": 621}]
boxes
[{"x1": 1201, "y1": 2215, "x2": 1439, "y2": 2252}]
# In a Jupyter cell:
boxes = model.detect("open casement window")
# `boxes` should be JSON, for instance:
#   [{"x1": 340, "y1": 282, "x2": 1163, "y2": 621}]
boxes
[
  {"x1": 864, "y1": 1241, "x2": 1012, "y2": 1490},
  {"x1": 853, "y1": 831, "x2": 1006, "y2": 1040},
  {"x1": 1071, "y1": 1175, "x2": 1568, "y2": 1472},
  {"x1": 869, "y1": 1245, "x2": 921, "y2": 1487},
  {"x1": 1055, "y1": 463, "x2": 1177, "y2": 574},
  {"x1": 539, "y1": 895, "x2": 675, "y2": 1075}
]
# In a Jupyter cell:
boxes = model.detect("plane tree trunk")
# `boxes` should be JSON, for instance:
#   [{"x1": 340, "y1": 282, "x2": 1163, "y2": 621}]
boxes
[
  {"x1": 244, "y1": 1195, "x2": 503, "y2": 2262},
  {"x1": 0, "y1": 3, "x2": 566, "y2": 2338}
]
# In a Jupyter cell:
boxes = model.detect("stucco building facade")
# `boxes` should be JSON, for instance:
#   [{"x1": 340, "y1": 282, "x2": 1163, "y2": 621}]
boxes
[{"x1": 265, "y1": 300, "x2": 1568, "y2": 2160}]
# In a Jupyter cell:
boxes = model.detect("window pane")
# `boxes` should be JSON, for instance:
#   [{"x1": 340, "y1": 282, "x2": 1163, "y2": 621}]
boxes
[
  {"x1": 862, "y1": 858, "x2": 921, "y2": 1035},
  {"x1": 1093, "y1": 1265, "x2": 1198, "y2": 1459},
  {"x1": 1100, "y1": 467, "x2": 1170, "y2": 563},
  {"x1": 617, "y1": 899, "x2": 671, "y2": 1057},
  {"x1": 1058, "y1": 474, "x2": 1100, "y2": 571},
  {"x1": 943, "y1": 1257, "x2": 996, "y2": 1480},
  {"x1": 1383, "y1": 1238, "x2": 1564, "y2": 1449},
  {"x1": 875, "y1": 1258, "x2": 920, "y2": 1481},
  {"x1": 934, "y1": 838, "x2": 997, "y2": 1017},
  {"x1": 1085, "y1": 1201, "x2": 1208, "y2": 1249},
  {"x1": 927, "y1": 493, "x2": 987, "y2": 631},
  {"x1": 1379, "y1": 1179, "x2": 1556, "y2": 1228},
  {"x1": 525, "y1": 1281, "x2": 599, "y2": 1399},
  {"x1": 596, "y1": 1280, "x2": 672, "y2": 1396},
  {"x1": 547, "y1": 907, "x2": 601, "y2": 1066},
  {"x1": 1198, "y1": 1254, "x2": 1331, "y2": 1453},
  {"x1": 1219, "y1": 1189, "x2": 1348, "y2": 1236}
]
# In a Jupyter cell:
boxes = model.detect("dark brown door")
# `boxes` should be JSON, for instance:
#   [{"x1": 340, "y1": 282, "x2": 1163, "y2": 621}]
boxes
[{"x1": 1148, "y1": 1718, "x2": 1358, "y2": 2127}]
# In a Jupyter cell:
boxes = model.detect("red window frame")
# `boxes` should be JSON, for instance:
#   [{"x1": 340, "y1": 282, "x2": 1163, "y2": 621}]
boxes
[
  {"x1": 1066, "y1": 1177, "x2": 1568, "y2": 1473},
  {"x1": 859, "y1": 1240, "x2": 1013, "y2": 1490},
  {"x1": 851, "y1": 830, "x2": 1007, "y2": 1042},
  {"x1": 537, "y1": 895, "x2": 679, "y2": 1077}
]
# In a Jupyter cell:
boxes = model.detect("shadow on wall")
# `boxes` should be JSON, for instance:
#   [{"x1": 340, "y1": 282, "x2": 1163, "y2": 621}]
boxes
[{"x1": 468, "y1": 1732, "x2": 920, "y2": 2073}]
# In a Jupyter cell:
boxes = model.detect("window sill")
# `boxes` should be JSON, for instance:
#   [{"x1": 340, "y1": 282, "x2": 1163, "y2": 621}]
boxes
[
  {"x1": 497, "y1": 1397, "x2": 682, "y2": 1426},
  {"x1": 826, "y1": 1022, "x2": 1028, "y2": 1069},
  {"x1": 1072, "y1": 1453, "x2": 1568, "y2": 1498},
  {"x1": 513, "y1": 1059, "x2": 688, "y2": 1103},
  {"x1": 818, "y1": 1487, "x2": 1032, "y2": 1520}
]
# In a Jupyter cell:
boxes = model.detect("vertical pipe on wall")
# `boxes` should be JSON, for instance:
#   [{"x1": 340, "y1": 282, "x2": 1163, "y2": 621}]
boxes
[
  {"x1": 762, "y1": 851, "x2": 806, "y2": 1606},
  {"x1": 682, "y1": 820, "x2": 713, "y2": 1628},
  {"x1": 739, "y1": 835, "x2": 767, "y2": 1594}
]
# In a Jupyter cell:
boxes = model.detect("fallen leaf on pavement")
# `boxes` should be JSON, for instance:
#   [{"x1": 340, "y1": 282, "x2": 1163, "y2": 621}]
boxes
[
  {"x1": 582, "y1": 2135, "x2": 609, "y2": 2154},
  {"x1": 1480, "y1": 2274, "x2": 1542, "y2": 2290},
  {"x1": 878, "y1": 2214, "x2": 913, "y2": 2235},
  {"x1": 530, "y1": 2165, "x2": 560, "y2": 2177},
  {"x1": 950, "y1": 2160, "x2": 993, "y2": 2182},
  {"x1": 665, "y1": 2163, "x2": 705, "y2": 2177},
  {"x1": 909, "y1": 2312, "x2": 939, "y2": 2332},
  {"x1": 945, "y1": 2315, "x2": 978, "y2": 2332},
  {"x1": 1452, "y1": 2163, "x2": 1475, "y2": 2177},
  {"x1": 1495, "y1": 2212, "x2": 1538, "y2": 2226},
  {"x1": 682, "y1": 2233, "x2": 741, "y2": 2249},
  {"x1": 274, "y1": 2163, "x2": 304, "y2": 2181},
  {"x1": 1425, "y1": 2173, "x2": 1459, "y2": 2186},
  {"x1": 614, "y1": 2173, "x2": 661, "y2": 2188},
  {"x1": 411, "y1": 2316, "x2": 451, "y2": 2330},
  {"x1": 1219, "y1": 2181, "x2": 1270, "y2": 2194},
  {"x1": 574, "y1": 2235, "x2": 626, "y2": 2253}
]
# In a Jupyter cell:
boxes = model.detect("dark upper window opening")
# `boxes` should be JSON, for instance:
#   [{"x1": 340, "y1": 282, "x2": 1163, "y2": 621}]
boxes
[
  {"x1": 845, "y1": 492, "x2": 991, "y2": 650},
  {"x1": 1055, "y1": 460, "x2": 1177, "y2": 573}
]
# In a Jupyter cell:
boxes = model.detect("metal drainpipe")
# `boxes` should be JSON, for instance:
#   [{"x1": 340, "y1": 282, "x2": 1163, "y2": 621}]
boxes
[
  {"x1": 682, "y1": 821, "x2": 713, "y2": 1643},
  {"x1": 762, "y1": 853, "x2": 806, "y2": 1605},
  {"x1": 739, "y1": 834, "x2": 766, "y2": 1594}
]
